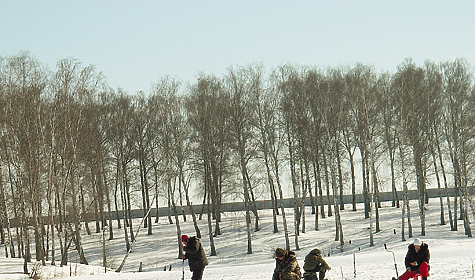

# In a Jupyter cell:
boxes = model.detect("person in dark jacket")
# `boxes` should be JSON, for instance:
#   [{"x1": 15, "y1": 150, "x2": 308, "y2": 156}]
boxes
[
  {"x1": 393, "y1": 238, "x2": 430, "y2": 280},
  {"x1": 272, "y1": 248, "x2": 302, "y2": 280},
  {"x1": 181, "y1": 235, "x2": 208, "y2": 280},
  {"x1": 303, "y1": 248, "x2": 331, "y2": 280}
]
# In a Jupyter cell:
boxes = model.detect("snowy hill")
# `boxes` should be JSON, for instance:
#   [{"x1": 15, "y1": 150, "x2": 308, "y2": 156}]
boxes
[{"x1": 1, "y1": 198, "x2": 474, "y2": 280}]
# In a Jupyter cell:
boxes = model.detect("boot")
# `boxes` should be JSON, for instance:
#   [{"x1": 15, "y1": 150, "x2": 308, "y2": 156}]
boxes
[
  {"x1": 318, "y1": 271, "x2": 326, "y2": 280},
  {"x1": 392, "y1": 277, "x2": 397, "y2": 280},
  {"x1": 422, "y1": 277, "x2": 427, "y2": 280}
]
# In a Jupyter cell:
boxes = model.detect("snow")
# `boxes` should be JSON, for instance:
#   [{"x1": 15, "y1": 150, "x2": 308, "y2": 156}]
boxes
[{"x1": 1, "y1": 198, "x2": 474, "y2": 280}]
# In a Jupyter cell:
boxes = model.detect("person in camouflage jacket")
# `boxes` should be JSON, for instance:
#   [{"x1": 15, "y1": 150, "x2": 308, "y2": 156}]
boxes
[
  {"x1": 272, "y1": 248, "x2": 302, "y2": 280},
  {"x1": 303, "y1": 248, "x2": 331, "y2": 280}
]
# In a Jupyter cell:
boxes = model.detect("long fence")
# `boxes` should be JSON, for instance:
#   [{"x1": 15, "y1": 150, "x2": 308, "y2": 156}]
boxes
[
  {"x1": 127, "y1": 187, "x2": 459, "y2": 219},
  {"x1": 6, "y1": 187, "x2": 463, "y2": 227}
]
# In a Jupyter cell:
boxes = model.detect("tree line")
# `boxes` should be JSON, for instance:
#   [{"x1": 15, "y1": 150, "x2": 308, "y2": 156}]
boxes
[{"x1": 0, "y1": 51, "x2": 474, "y2": 268}]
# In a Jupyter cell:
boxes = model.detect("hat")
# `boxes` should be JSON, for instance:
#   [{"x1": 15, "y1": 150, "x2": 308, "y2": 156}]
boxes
[
  {"x1": 275, "y1": 248, "x2": 287, "y2": 258},
  {"x1": 413, "y1": 238, "x2": 422, "y2": 246},
  {"x1": 310, "y1": 248, "x2": 321, "y2": 255},
  {"x1": 181, "y1": 235, "x2": 189, "y2": 242}
]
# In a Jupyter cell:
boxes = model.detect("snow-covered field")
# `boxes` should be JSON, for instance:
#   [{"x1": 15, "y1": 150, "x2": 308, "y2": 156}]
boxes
[{"x1": 1, "y1": 198, "x2": 474, "y2": 280}]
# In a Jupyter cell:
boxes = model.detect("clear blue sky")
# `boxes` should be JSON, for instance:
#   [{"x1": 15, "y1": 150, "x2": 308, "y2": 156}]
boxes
[{"x1": 2, "y1": 1, "x2": 474, "y2": 93}]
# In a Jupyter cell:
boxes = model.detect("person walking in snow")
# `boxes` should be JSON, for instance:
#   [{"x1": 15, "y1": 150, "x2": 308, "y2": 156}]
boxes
[
  {"x1": 393, "y1": 238, "x2": 430, "y2": 280},
  {"x1": 303, "y1": 248, "x2": 331, "y2": 280},
  {"x1": 272, "y1": 247, "x2": 302, "y2": 280},
  {"x1": 181, "y1": 235, "x2": 208, "y2": 280}
]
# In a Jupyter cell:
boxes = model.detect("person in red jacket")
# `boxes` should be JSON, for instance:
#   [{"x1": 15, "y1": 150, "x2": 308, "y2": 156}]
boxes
[
  {"x1": 181, "y1": 235, "x2": 208, "y2": 280},
  {"x1": 393, "y1": 238, "x2": 430, "y2": 280}
]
